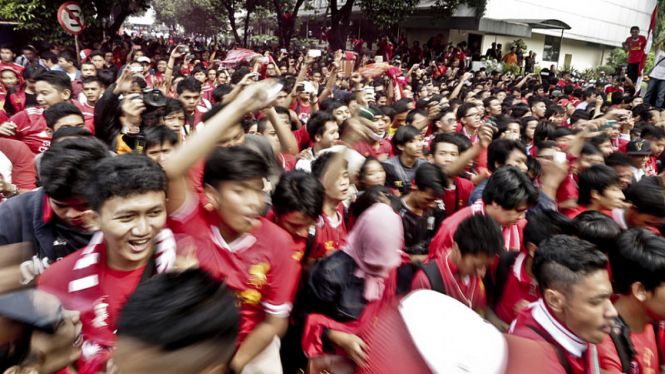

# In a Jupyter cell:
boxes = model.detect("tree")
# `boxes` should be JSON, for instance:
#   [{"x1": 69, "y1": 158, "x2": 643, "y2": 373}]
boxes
[
  {"x1": 153, "y1": 0, "x2": 228, "y2": 37},
  {"x1": 606, "y1": 48, "x2": 628, "y2": 72},
  {"x1": 273, "y1": 0, "x2": 307, "y2": 48},
  {"x1": 0, "y1": 0, "x2": 151, "y2": 45}
]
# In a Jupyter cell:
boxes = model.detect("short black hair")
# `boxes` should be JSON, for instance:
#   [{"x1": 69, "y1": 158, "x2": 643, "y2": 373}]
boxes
[
  {"x1": 177, "y1": 77, "x2": 202, "y2": 95},
  {"x1": 203, "y1": 146, "x2": 268, "y2": 187},
  {"x1": 611, "y1": 228, "x2": 665, "y2": 294},
  {"x1": 272, "y1": 170, "x2": 324, "y2": 220},
  {"x1": 551, "y1": 127, "x2": 574, "y2": 141},
  {"x1": 640, "y1": 124, "x2": 665, "y2": 141},
  {"x1": 86, "y1": 153, "x2": 167, "y2": 212},
  {"x1": 44, "y1": 102, "x2": 84, "y2": 130},
  {"x1": 605, "y1": 151, "x2": 635, "y2": 168},
  {"x1": 164, "y1": 98, "x2": 185, "y2": 118},
  {"x1": 58, "y1": 51, "x2": 77, "y2": 65},
  {"x1": 82, "y1": 76, "x2": 101, "y2": 87},
  {"x1": 392, "y1": 99, "x2": 410, "y2": 114},
  {"x1": 23, "y1": 63, "x2": 46, "y2": 80},
  {"x1": 88, "y1": 50, "x2": 104, "y2": 60},
  {"x1": 97, "y1": 69, "x2": 115, "y2": 89},
  {"x1": 52, "y1": 127, "x2": 92, "y2": 142},
  {"x1": 351, "y1": 186, "x2": 400, "y2": 219},
  {"x1": 624, "y1": 183, "x2": 665, "y2": 218},
  {"x1": 212, "y1": 84, "x2": 233, "y2": 103},
  {"x1": 482, "y1": 166, "x2": 539, "y2": 210},
  {"x1": 430, "y1": 133, "x2": 461, "y2": 154},
  {"x1": 405, "y1": 108, "x2": 427, "y2": 126},
  {"x1": 577, "y1": 164, "x2": 621, "y2": 206},
  {"x1": 523, "y1": 210, "x2": 575, "y2": 248},
  {"x1": 533, "y1": 235, "x2": 608, "y2": 294},
  {"x1": 413, "y1": 163, "x2": 447, "y2": 197},
  {"x1": 573, "y1": 211, "x2": 622, "y2": 256},
  {"x1": 40, "y1": 137, "x2": 110, "y2": 201},
  {"x1": 456, "y1": 102, "x2": 478, "y2": 120},
  {"x1": 581, "y1": 142, "x2": 603, "y2": 157},
  {"x1": 392, "y1": 125, "x2": 421, "y2": 155},
  {"x1": 306, "y1": 111, "x2": 336, "y2": 141},
  {"x1": 35, "y1": 70, "x2": 72, "y2": 93},
  {"x1": 117, "y1": 269, "x2": 238, "y2": 370},
  {"x1": 487, "y1": 138, "x2": 526, "y2": 172},
  {"x1": 454, "y1": 214, "x2": 504, "y2": 257},
  {"x1": 311, "y1": 151, "x2": 348, "y2": 180},
  {"x1": 144, "y1": 125, "x2": 179, "y2": 150}
]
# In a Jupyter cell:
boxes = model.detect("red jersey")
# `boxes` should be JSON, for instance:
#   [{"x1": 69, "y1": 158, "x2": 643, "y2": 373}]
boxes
[
  {"x1": 428, "y1": 200, "x2": 525, "y2": 260},
  {"x1": 167, "y1": 195, "x2": 300, "y2": 344},
  {"x1": 202, "y1": 81, "x2": 215, "y2": 103},
  {"x1": 646, "y1": 156, "x2": 658, "y2": 177},
  {"x1": 290, "y1": 100, "x2": 312, "y2": 123},
  {"x1": 626, "y1": 36, "x2": 647, "y2": 64},
  {"x1": 440, "y1": 176, "x2": 474, "y2": 217},
  {"x1": 277, "y1": 152, "x2": 296, "y2": 171},
  {"x1": 0, "y1": 137, "x2": 35, "y2": 191},
  {"x1": 309, "y1": 204, "x2": 348, "y2": 259},
  {"x1": 73, "y1": 100, "x2": 96, "y2": 135},
  {"x1": 598, "y1": 322, "x2": 658, "y2": 374},
  {"x1": 495, "y1": 251, "x2": 539, "y2": 324},
  {"x1": 351, "y1": 139, "x2": 394, "y2": 159},
  {"x1": 411, "y1": 252, "x2": 487, "y2": 314},
  {"x1": 0, "y1": 61, "x2": 23, "y2": 75},
  {"x1": 556, "y1": 174, "x2": 579, "y2": 205},
  {"x1": 293, "y1": 126, "x2": 311, "y2": 149},
  {"x1": 510, "y1": 299, "x2": 598, "y2": 374},
  {"x1": 4, "y1": 107, "x2": 50, "y2": 154}
]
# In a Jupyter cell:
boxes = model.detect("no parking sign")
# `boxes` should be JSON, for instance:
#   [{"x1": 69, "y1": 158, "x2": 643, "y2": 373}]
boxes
[{"x1": 57, "y1": 1, "x2": 86, "y2": 35}]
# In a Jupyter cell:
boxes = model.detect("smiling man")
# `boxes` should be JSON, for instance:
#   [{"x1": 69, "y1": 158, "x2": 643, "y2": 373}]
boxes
[
  {"x1": 38, "y1": 153, "x2": 176, "y2": 374},
  {"x1": 509, "y1": 235, "x2": 617, "y2": 374}
]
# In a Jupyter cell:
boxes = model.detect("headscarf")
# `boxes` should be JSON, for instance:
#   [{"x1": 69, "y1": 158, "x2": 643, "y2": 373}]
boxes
[{"x1": 342, "y1": 203, "x2": 404, "y2": 301}]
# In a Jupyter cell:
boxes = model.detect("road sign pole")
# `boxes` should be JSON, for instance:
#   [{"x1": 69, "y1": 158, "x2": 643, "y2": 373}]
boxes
[{"x1": 75, "y1": 34, "x2": 81, "y2": 65}]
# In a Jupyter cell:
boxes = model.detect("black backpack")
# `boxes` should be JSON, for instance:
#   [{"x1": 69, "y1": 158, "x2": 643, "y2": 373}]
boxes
[{"x1": 418, "y1": 261, "x2": 447, "y2": 295}]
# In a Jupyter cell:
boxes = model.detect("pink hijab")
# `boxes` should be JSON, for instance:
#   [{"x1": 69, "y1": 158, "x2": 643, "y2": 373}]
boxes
[{"x1": 343, "y1": 203, "x2": 404, "y2": 301}]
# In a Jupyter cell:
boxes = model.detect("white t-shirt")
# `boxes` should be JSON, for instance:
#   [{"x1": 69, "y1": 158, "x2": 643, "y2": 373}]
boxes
[
  {"x1": 650, "y1": 49, "x2": 665, "y2": 80},
  {"x1": 0, "y1": 151, "x2": 12, "y2": 184}
]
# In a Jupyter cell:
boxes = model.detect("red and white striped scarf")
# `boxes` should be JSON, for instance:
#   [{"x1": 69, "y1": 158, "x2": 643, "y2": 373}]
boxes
[
  {"x1": 67, "y1": 229, "x2": 176, "y2": 374},
  {"x1": 470, "y1": 200, "x2": 522, "y2": 251}
]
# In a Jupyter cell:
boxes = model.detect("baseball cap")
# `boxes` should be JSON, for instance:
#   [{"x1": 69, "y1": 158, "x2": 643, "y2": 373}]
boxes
[
  {"x1": 137, "y1": 56, "x2": 151, "y2": 64},
  {"x1": 626, "y1": 138, "x2": 652, "y2": 156}
]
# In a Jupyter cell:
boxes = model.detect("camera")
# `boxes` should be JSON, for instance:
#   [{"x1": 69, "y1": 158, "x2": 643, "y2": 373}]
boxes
[
  {"x1": 178, "y1": 45, "x2": 190, "y2": 54},
  {"x1": 136, "y1": 88, "x2": 168, "y2": 109}
]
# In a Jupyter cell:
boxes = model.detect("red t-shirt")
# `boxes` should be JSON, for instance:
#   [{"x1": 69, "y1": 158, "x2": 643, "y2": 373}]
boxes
[
  {"x1": 4, "y1": 107, "x2": 50, "y2": 154},
  {"x1": 646, "y1": 156, "x2": 658, "y2": 177},
  {"x1": 0, "y1": 137, "x2": 36, "y2": 190},
  {"x1": 598, "y1": 322, "x2": 658, "y2": 374},
  {"x1": 293, "y1": 126, "x2": 311, "y2": 149},
  {"x1": 74, "y1": 100, "x2": 96, "y2": 135},
  {"x1": 167, "y1": 195, "x2": 300, "y2": 344},
  {"x1": 290, "y1": 100, "x2": 312, "y2": 124},
  {"x1": 278, "y1": 152, "x2": 296, "y2": 171},
  {"x1": 440, "y1": 177, "x2": 474, "y2": 217},
  {"x1": 101, "y1": 264, "x2": 146, "y2": 329},
  {"x1": 0, "y1": 61, "x2": 24, "y2": 75},
  {"x1": 626, "y1": 36, "x2": 647, "y2": 64},
  {"x1": 411, "y1": 253, "x2": 487, "y2": 314},
  {"x1": 309, "y1": 204, "x2": 348, "y2": 259},
  {"x1": 351, "y1": 139, "x2": 394, "y2": 159},
  {"x1": 495, "y1": 251, "x2": 539, "y2": 324},
  {"x1": 556, "y1": 174, "x2": 579, "y2": 205}
]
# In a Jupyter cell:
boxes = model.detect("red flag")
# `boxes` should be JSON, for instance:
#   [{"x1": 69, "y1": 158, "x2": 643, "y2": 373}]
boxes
[{"x1": 636, "y1": 3, "x2": 659, "y2": 92}]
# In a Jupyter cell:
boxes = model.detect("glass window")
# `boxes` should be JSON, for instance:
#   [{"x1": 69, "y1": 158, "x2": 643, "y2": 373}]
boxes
[{"x1": 543, "y1": 35, "x2": 561, "y2": 62}]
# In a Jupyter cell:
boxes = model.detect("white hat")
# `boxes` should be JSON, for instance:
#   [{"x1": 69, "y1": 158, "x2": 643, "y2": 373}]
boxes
[{"x1": 137, "y1": 56, "x2": 151, "y2": 64}]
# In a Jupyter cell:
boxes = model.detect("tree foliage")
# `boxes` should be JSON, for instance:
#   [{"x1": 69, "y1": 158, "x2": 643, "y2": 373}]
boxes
[
  {"x1": 153, "y1": 0, "x2": 228, "y2": 37},
  {"x1": 1, "y1": 0, "x2": 150, "y2": 45}
]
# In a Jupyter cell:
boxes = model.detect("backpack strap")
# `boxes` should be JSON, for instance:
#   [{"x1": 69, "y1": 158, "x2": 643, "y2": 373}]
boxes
[
  {"x1": 526, "y1": 325, "x2": 573, "y2": 374},
  {"x1": 418, "y1": 261, "x2": 446, "y2": 295},
  {"x1": 609, "y1": 330, "x2": 632, "y2": 374},
  {"x1": 489, "y1": 251, "x2": 520, "y2": 307},
  {"x1": 301, "y1": 226, "x2": 317, "y2": 265},
  {"x1": 608, "y1": 315, "x2": 636, "y2": 374}
]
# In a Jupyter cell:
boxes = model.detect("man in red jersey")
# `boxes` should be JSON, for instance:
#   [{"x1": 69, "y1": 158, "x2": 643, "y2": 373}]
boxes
[
  {"x1": 163, "y1": 79, "x2": 299, "y2": 374},
  {"x1": 0, "y1": 44, "x2": 24, "y2": 76},
  {"x1": 597, "y1": 228, "x2": 665, "y2": 374},
  {"x1": 38, "y1": 154, "x2": 176, "y2": 374},
  {"x1": 412, "y1": 214, "x2": 504, "y2": 317},
  {"x1": 428, "y1": 133, "x2": 476, "y2": 216},
  {"x1": 625, "y1": 26, "x2": 647, "y2": 83},
  {"x1": 509, "y1": 235, "x2": 617, "y2": 374},
  {"x1": 428, "y1": 166, "x2": 539, "y2": 260}
]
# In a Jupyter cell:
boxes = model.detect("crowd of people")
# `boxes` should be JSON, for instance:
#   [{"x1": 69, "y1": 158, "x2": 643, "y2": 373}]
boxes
[{"x1": 1, "y1": 25, "x2": 665, "y2": 374}]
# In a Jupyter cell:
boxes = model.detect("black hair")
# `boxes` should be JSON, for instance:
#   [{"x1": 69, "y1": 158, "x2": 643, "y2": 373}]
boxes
[
  {"x1": 605, "y1": 151, "x2": 635, "y2": 168},
  {"x1": 144, "y1": 125, "x2": 179, "y2": 150},
  {"x1": 311, "y1": 151, "x2": 348, "y2": 180},
  {"x1": 528, "y1": 96, "x2": 546, "y2": 108},
  {"x1": 482, "y1": 166, "x2": 539, "y2": 210},
  {"x1": 242, "y1": 118, "x2": 258, "y2": 134},
  {"x1": 392, "y1": 99, "x2": 410, "y2": 114},
  {"x1": 58, "y1": 51, "x2": 77, "y2": 65},
  {"x1": 22, "y1": 64, "x2": 46, "y2": 80},
  {"x1": 533, "y1": 120, "x2": 556, "y2": 145},
  {"x1": 351, "y1": 186, "x2": 400, "y2": 219},
  {"x1": 633, "y1": 104, "x2": 653, "y2": 122},
  {"x1": 611, "y1": 228, "x2": 665, "y2": 294},
  {"x1": 573, "y1": 211, "x2": 622, "y2": 256},
  {"x1": 305, "y1": 111, "x2": 336, "y2": 141},
  {"x1": 570, "y1": 110, "x2": 591, "y2": 126},
  {"x1": 177, "y1": 77, "x2": 202, "y2": 95},
  {"x1": 456, "y1": 102, "x2": 478, "y2": 120},
  {"x1": 82, "y1": 76, "x2": 101, "y2": 87},
  {"x1": 203, "y1": 146, "x2": 268, "y2": 187},
  {"x1": 44, "y1": 102, "x2": 84, "y2": 130},
  {"x1": 624, "y1": 183, "x2": 665, "y2": 218},
  {"x1": 523, "y1": 210, "x2": 576, "y2": 248},
  {"x1": 272, "y1": 170, "x2": 324, "y2": 220},
  {"x1": 358, "y1": 156, "x2": 384, "y2": 189},
  {"x1": 588, "y1": 135, "x2": 609, "y2": 151},
  {"x1": 392, "y1": 125, "x2": 421, "y2": 155},
  {"x1": 640, "y1": 124, "x2": 665, "y2": 141},
  {"x1": 35, "y1": 70, "x2": 72, "y2": 93},
  {"x1": 487, "y1": 139, "x2": 526, "y2": 172},
  {"x1": 211, "y1": 85, "x2": 231, "y2": 103},
  {"x1": 321, "y1": 99, "x2": 345, "y2": 113},
  {"x1": 118, "y1": 269, "x2": 238, "y2": 368},
  {"x1": 578, "y1": 164, "x2": 622, "y2": 206},
  {"x1": 520, "y1": 116, "x2": 538, "y2": 143},
  {"x1": 52, "y1": 127, "x2": 92, "y2": 142},
  {"x1": 379, "y1": 105, "x2": 396, "y2": 121},
  {"x1": 97, "y1": 69, "x2": 115, "y2": 89},
  {"x1": 163, "y1": 98, "x2": 186, "y2": 118},
  {"x1": 413, "y1": 163, "x2": 447, "y2": 197},
  {"x1": 86, "y1": 153, "x2": 166, "y2": 212},
  {"x1": 88, "y1": 50, "x2": 104, "y2": 60},
  {"x1": 544, "y1": 105, "x2": 565, "y2": 120},
  {"x1": 230, "y1": 66, "x2": 250, "y2": 85},
  {"x1": 611, "y1": 92, "x2": 624, "y2": 106},
  {"x1": 430, "y1": 133, "x2": 461, "y2": 154},
  {"x1": 405, "y1": 108, "x2": 428, "y2": 126},
  {"x1": 631, "y1": 26, "x2": 640, "y2": 32},
  {"x1": 551, "y1": 127, "x2": 574, "y2": 141},
  {"x1": 40, "y1": 137, "x2": 110, "y2": 201},
  {"x1": 533, "y1": 235, "x2": 608, "y2": 293},
  {"x1": 454, "y1": 214, "x2": 504, "y2": 257}
]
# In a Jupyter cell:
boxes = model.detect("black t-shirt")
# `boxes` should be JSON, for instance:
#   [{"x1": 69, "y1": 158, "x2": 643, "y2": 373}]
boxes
[
  {"x1": 3, "y1": 88, "x2": 38, "y2": 117},
  {"x1": 399, "y1": 198, "x2": 446, "y2": 256},
  {"x1": 382, "y1": 156, "x2": 427, "y2": 194}
]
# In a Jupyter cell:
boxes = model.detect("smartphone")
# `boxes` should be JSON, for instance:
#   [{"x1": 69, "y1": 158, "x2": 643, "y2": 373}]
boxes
[
  {"x1": 302, "y1": 81, "x2": 314, "y2": 93},
  {"x1": 186, "y1": 54, "x2": 196, "y2": 60},
  {"x1": 280, "y1": 48, "x2": 287, "y2": 53},
  {"x1": 553, "y1": 151, "x2": 567, "y2": 164},
  {"x1": 178, "y1": 46, "x2": 189, "y2": 54},
  {"x1": 308, "y1": 50, "x2": 321, "y2": 58},
  {"x1": 255, "y1": 73, "x2": 260, "y2": 81}
]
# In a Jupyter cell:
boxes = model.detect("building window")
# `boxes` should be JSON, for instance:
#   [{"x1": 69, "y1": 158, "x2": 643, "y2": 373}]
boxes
[{"x1": 543, "y1": 35, "x2": 561, "y2": 62}]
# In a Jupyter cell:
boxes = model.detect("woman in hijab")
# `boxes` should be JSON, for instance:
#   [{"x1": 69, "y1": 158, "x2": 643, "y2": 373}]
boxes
[{"x1": 301, "y1": 203, "x2": 408, "y2": 367}]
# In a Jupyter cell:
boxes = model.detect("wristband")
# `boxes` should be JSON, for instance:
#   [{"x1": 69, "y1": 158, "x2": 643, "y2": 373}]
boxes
[
  {"x1": 166, "y1": 65, "x2": 173, "y2": 70},
  {"x1": 1, "y1": 184, "x2": 18, "y2": 198}
]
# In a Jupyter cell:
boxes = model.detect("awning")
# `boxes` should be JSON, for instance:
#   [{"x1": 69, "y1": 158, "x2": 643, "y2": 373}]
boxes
[{"x1": 503, "y1": 19, "x2": 571, "y2": 30}]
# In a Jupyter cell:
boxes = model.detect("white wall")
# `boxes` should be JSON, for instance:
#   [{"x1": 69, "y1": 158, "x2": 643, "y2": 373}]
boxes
[{"x1": 484, "y1": 0, "x2": 657, "y2": 47}]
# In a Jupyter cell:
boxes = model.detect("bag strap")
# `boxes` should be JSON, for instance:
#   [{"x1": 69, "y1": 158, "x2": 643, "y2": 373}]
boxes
[
  {"x1": 609, "y1": 330, "x2": 632, "y2": 374},
  {"x1": 489, "y1": 251, "x2": 520, "y2": 307},
  {"x1": 608, "y1": 315, "x2": 636, "y2": 374},
  {"x1": 138, "y1": 255, "x2": 156, "y2": 284},
  {"x1": 526, "y1": 325, "x2": 573, "y2": 374},
  {"x1": 419, "y1": 261, "x2": 446, "y2": 295},
  {"x1": 302, "y1": 226, "x2": 317, "y2": 265}
]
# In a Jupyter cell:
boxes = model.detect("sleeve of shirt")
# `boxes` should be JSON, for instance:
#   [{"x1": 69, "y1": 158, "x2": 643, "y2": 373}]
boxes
[
  {"x1": 261, "y1": 232, "x2": 300, "y2": 317},
  {"x1": 410, "y1": 269, "x2": 432, "y2": 291},
  {"x1": 596, "y1": 334, "x2": 624, "y2": 373},
  {"x1": 6, "y1": 140, "x2": 36, "y2": 190},
  {"x1": 293, "y1": 126, "x2": 310, "y2": 149},
  {"x1": 166, "y1": 190, "x2": 206, "y2": 238}
]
